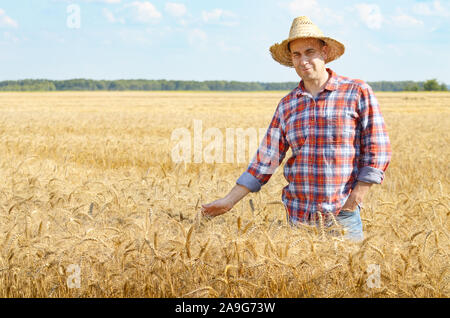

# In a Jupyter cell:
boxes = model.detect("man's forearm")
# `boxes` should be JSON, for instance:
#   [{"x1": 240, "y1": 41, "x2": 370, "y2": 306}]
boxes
[
  {"x1": 354, "y1": 181, "x2": 372, "y2": 195},
  {"x1": 225, "y1": 184, "x2": 251, "y2": 207}
]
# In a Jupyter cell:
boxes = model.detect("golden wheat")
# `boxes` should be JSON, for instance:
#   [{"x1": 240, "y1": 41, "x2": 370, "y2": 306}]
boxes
[{"x1": 0, "y1": 91, "x2": 448, "y2": 297}]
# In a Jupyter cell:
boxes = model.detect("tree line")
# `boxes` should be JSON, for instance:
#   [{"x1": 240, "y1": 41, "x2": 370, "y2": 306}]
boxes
[{"x1": 0, "y1": 78, "x2": 447, "y2": 92}]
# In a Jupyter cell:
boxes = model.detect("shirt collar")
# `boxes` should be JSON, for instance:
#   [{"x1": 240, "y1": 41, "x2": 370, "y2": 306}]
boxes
[{"x1": 296, "y1": 68, "x2": 339, "y2": 97}]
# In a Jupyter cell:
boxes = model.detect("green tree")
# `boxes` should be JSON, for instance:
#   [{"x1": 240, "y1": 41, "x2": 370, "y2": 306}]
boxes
[
  {"x1": 423, "y1": 79, "x2": 441, "y2": 91},
  {"x1": 440, "y1": 83, "x2": 447, "y2": 91},
  {"x1": 108, "y1": 81, "x2": 126, "y2": 90},
  {"x1": 404, "y1": 83, "x2": 420, "y2": 91}
]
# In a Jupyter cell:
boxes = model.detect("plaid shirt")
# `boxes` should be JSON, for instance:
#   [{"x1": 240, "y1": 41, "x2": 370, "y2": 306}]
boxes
[{"x1": 237, "y1": 68, "x2": 392, "y2": 224}]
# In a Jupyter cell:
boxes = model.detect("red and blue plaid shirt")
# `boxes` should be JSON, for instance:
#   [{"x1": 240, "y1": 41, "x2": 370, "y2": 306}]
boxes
[{"x1": 237, "y1": 68, "x2": 392, "y2": 224}]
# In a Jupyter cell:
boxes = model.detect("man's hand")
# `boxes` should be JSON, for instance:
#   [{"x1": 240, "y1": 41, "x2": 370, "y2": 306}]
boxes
[
  {"x1": 201, "y1": 198, "x2": 233, "y2": 217},
  {"x1": 341, "y1": 181, "x2": 372, "y2": 211},
  {"x1": 201, "y1": 184, "x2": 251, "y2": 218}
]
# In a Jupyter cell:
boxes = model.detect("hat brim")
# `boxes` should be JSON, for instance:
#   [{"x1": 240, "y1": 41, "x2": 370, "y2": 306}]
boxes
[{"x1": 270, "y1": 36, "x2": 345, "y2": 67}]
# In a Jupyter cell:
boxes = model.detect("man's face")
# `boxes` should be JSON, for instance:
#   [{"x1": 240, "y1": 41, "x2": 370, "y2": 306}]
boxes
[{"x1": 290, "y1": 38, "x2": 328, "y2": 81}]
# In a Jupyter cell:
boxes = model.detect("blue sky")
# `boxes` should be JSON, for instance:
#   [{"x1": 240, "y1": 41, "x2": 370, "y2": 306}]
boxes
[{"x1": 0, "y1": 0, "x2": 449, "y2": 83}]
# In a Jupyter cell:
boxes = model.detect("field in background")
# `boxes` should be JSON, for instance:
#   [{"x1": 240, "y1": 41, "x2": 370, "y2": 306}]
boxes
[{"x1": 0, "y1": 91, "x2": 448, "y2": 297}]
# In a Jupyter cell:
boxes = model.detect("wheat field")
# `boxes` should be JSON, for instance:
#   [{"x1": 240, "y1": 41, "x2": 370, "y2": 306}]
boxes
[{"x1": 0, "y1": 91, "x2": 448, "y2": 298}]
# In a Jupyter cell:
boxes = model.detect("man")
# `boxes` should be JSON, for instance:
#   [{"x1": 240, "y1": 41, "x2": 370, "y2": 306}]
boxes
[{"x1": 201, "y1": 16, "x2": 392, "y2": 241}]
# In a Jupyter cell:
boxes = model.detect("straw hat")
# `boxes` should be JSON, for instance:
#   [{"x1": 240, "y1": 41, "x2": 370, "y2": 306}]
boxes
[{"x1": 270, "y1": 16, "x2": 345, "y2": 67}]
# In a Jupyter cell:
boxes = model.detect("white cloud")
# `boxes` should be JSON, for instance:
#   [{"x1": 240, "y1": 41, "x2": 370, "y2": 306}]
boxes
[
  {"x1": 284, "y1": 0, "x2": 344, "y2": 26},
  {"x1": 123, "y1": 1, "x2": 162, "y2": 24},
  {"x1": 102, "y1": 8, "x2": 125, "y2": 23},
  {"x1": 202, "y1": 9, "x2": 238, "y2": 26},
  {"x1": 101, "y1": 1, "x2": 161, "y2": 25},
  {"x1": 392, "y1": 13, "x2": 423, "y2": 27},
  {"x1": 52, "y1": 0, "x2": 121, "y2": 3},
  {"x1": 413, "y1": 0, "x2": 450, "y2": 17},
  {"x1": 188, "y1": 29, "x2": 207, "y2": 46},
  {"x1": 103, "y1": 8, "x2": 115, "y2": 22},
  {"x1": 3, "y1": 31, "x2": 19, "y2": 43},
  {"x1": 178, "y1": 19, "x2": 188, "y2": 26},
  {"x1": 287, "y1": 0, "x2": 321, "y2": 17},
  {"x1": 355, "y1": 3, "x2": 383, "y2": 29},
  {"x1": 0, "y1": 9, "x2": 18, "y2": 28},
  {"x1": 165, "y1": 3, "x2": 187, "y2": 17}
]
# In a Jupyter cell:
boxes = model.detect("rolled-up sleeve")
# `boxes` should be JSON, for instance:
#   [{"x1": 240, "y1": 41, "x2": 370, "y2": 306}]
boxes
[
  {"x1": 236, "y1": 104, "x2": 289, "y2": 192},
  {"x1": 356, "y1": 84, "x2": 392, "y2": 184}
]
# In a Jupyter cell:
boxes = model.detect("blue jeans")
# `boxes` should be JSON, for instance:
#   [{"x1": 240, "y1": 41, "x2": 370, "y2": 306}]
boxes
[
  {"x1": 335, "y1": 204, "x2": 364, "y2": 242},
  {"x1": 287, "y1": 204, "x2": 364, "y2": 242}
]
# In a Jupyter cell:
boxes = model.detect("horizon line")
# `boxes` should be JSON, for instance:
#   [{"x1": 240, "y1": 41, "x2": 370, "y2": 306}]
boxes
[{"x1": 0, "y1": 78, "x2": 446, "y2": 84}]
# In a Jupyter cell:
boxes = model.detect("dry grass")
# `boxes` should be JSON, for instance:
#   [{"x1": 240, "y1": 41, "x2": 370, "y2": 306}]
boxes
[{"x1": 0, "y1": 91, "x2": 448, "y2": 298}]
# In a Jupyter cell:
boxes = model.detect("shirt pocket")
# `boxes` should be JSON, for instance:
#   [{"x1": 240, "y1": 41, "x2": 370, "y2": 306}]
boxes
[{"x1": 319, "y1": 109, "x2": 356, "y2": 144}]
